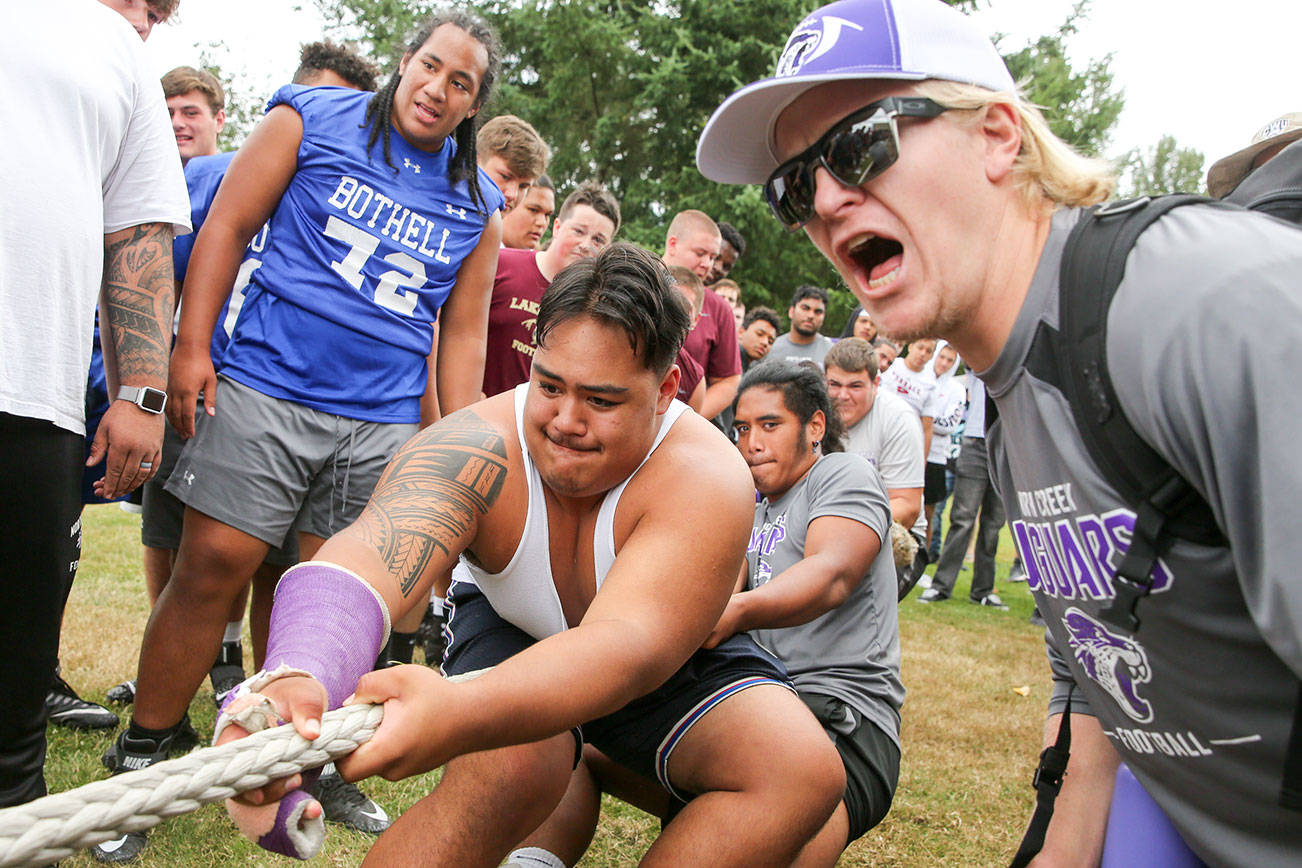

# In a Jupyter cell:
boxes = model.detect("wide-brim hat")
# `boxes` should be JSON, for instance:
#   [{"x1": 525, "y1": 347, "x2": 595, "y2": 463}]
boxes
[
  {"x1": 1206, "y1": 113, "x2": 1302, "y2": 198},
  {"x1": 696, "y1": 0, "x2": 1015, "y2": 185}
]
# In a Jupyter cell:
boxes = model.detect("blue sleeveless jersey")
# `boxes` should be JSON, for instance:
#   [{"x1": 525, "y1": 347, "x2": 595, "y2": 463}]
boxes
[{"x1": 219, "y1": 85, "x2": 503, "y2": 422}]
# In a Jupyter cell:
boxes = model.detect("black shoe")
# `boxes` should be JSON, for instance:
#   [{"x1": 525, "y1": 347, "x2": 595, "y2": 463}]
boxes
[
  {"x1": 416, "y1": 606, "x2": 447, "y2": 667},
  {"x1": 101, "y1": 715, "x2": 199, "y2": 773},
  {"x1": 91, "y1": 830, "x2": 146, "y2": 863},
  {"x1": 105, "y1": 679, "x2": 136, "y2": 705},
  {"x1": 210, "y1": 666, "x2": 244, "y2": 708},
  {"x1": 309, "y1": 771, "x2": 391, "y2": 834},
  {"x1": 47, "y1": 674, "x2": 118, "y2": 731},
  {"x1": 94, "y1": 725, "x2": 186, "y2": 864},
  {"x1": 210, "y1": 642, "x2": 245, "y2": 707}
]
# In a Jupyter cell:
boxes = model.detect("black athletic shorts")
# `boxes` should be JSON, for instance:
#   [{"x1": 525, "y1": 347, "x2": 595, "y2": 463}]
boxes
[
  {"x1": 443, "y1": 580, "x2": 792, "y2": 799},
  {"x1": 924, "y1": 461, "x2": 949, "y2": 505},
  {"x1": 799, "y1": 692, "x2": 899, "y2": 842}
]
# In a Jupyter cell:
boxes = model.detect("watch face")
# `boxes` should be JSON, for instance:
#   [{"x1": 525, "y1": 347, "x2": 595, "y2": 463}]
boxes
[{"x1": 140, "y1": 388, "x2": 167, "y2": 413}]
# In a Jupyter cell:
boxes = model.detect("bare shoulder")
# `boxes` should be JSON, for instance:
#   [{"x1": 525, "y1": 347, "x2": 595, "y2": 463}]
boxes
[
  {"x1": 634, "y1": 409, "x2": 754, "y2": 517},
  {"x1": 350, "y1": 394, "x2": 523, "y2": 594}
]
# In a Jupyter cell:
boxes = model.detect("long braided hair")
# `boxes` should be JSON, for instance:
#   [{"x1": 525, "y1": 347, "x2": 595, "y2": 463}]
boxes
[{"x1": 363, "y1": 9, "x2": 502, "y2": 215}]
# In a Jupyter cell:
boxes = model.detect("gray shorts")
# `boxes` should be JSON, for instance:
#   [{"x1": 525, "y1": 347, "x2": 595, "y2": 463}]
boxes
[
  {"x1": 164, "y1": 375, "x2": 416, "y2": 547},
  {"x1": 144, "y1": 406, "x2": 299, "y2": 564}
]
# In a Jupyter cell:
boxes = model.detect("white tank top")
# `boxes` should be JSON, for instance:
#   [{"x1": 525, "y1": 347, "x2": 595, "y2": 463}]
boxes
[{"x1": 453, "y1": 384, "x2": 688, "y2": 639}]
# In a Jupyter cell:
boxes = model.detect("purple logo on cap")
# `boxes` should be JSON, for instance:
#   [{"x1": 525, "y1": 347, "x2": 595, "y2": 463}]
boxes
[{"x1": 777, "y1": 13, "x2": 865, "y2": 77}]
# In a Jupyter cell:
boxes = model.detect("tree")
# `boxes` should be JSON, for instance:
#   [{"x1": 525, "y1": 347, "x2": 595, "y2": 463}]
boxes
[
  {"x1": 998, "y1": 1, "x2": 1124, "y2": 157},
  {"x1": 311, "y1": 0, "x2": 1122, "y2": 335},
  {"x1": 1119, "y1": 135, "x2": 1206, "y2": 197}
]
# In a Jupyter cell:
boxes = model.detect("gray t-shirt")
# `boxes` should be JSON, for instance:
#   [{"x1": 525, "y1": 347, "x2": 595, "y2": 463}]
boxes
[
  {"x1": 769, "y1": 332, "x2": 834, "y2": 367},
  {"x1": 745, "y1": 452, "x2": 904, "y2": 746},
  {"x1": 983, "y1": 205, "x2": 1302, "y2": 866},
  {"x1": 843, "y1": 390, "x2": 927, "y2": 539}
]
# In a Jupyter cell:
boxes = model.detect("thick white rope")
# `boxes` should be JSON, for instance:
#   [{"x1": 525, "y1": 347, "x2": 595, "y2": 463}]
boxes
[{"x1": 0, "y1": 702, "x2": 382, "y2": 868}]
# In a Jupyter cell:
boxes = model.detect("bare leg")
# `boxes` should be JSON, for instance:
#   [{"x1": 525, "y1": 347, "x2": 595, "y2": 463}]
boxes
[
  {"x1": 142, "y1": 546, "x2": 173, "y2": 605},
  {"x1": 131, "y1": 509, "x2": 269, "y2": 729},
  {"x1": 643, "y1": 684, "x2": 844, "y2": 867},
  {"x1": 297, "y1": 531, "x2": 326, "y2": 562},
  {"x1": 517, "y1": 756, "x2": 603, "y2": 866},
  {"x1": 249, "y1": 561, "x2": 285, "y2": 670},
  {"x1": 362, "y1": 733, "x2": 575, "y2": 868},
  {"x1": 791, "y1": 803, "x2": 851, "y2": 868}
]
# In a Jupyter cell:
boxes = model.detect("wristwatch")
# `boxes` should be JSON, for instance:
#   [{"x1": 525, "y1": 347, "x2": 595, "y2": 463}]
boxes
[{"x1": 117, "y1": 385, "x2": 168, "y2": 415}]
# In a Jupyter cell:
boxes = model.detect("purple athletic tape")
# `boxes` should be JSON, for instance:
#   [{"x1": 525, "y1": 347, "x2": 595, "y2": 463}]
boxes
[{"x1": 264, "y1": 562, "x2": 391, "y2": 709}]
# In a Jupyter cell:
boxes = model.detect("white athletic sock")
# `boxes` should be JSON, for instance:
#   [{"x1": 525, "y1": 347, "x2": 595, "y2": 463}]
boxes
[
  {"x1": 430, "y1": 595, "x2": 446, "y2": 616},
  {"x1": 505, "y1": 847, "x2": 566, "y2": 868},
  {"x1": 223, "y1": 620, "x2": 243, "y2": 645}
]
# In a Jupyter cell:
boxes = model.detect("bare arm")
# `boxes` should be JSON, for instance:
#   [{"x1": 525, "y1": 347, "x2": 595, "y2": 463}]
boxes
[
  {"x1": 419, "y1": 323, "x2": 441, "y2": 428},
  {"x1": 90, "y1": 222, "x2": 176, "y2": 499},
  {"x1": 167, "y1": 106, "x2": 302, "y2": 436},
  {"x1": 686, "y1": 377, "x2": 706, "y2": 414},
  {"x1": 706, "y1": 515, "x2": 880, "y2": 647},
  {"x1": 1026, "y1": 714, "x2": 1118, "y2": 868},
  {"x1": 921, "y1": 415, "x2": 934, "y2": 459},
  {"x1": 888, "y1": 486, "x2": 922, "y2": 530},
  {"x1": 700, "y1": 373, "x2": 740, "y2": 419},
  {"x1": 339, "y1": 427, "x2": 757, "y2": 779},
  {"x1": 320, "y1": 408, "x2": 511, "y2": 619},
  {"x1": 435, "y1": 213, "x2": 501, "y2": 415}
]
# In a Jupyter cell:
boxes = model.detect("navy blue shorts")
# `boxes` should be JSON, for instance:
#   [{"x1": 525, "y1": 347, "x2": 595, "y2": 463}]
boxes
[{"x1": 443, "y1": 580, "x2": 792, "y2": 800}]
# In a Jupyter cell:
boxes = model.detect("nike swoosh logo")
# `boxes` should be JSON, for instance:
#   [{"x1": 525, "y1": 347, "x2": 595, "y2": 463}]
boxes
[
  {"x1": 97, "y1": 836, "x2": 130, "y2": 853},
  {"x1": 360, "y1": 805, "x2": 388, "y2": 822}
]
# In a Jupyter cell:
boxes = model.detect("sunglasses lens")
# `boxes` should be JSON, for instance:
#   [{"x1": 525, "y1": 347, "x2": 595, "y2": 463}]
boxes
[
  {"x1": 825, "y1": 116, "x2": 898, "y2": 187},
  {"x1": 766, "y1": 163, "x2": 815, "y2": 229}
]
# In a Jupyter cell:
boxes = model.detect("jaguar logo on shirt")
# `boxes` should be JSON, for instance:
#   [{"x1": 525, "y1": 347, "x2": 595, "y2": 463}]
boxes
[{"x1": 1062, "y1": 607, "x2": 1154, "y2": 723}]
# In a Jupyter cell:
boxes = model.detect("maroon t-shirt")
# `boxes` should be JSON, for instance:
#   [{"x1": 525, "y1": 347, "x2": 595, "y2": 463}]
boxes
[
  {"x1": 483, "y1": 248, "x2": 550, "y2": 397},
  {"x1": 675, "y1": 347, "x2": 705, "y2": 404},
  {"x1": 681, "y1": 287, "x2": 742, "y2": 382}
]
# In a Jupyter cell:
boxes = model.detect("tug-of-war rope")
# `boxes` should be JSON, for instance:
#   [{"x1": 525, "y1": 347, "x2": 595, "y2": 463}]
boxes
[{"x1": 0, "y1": 702, "x2": 383, "y2": 867}]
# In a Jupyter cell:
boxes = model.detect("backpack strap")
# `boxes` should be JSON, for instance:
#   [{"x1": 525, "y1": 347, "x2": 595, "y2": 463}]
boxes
[
  {"x1": 1008, "y1": 691, "x2": 1073, "y2": 868},
  {"x1": 1051, "y1": 195, "x2": 1228, "y2": 631},
  {"x1": 1047, "y1": 196, "x2": 1302, "y2": 816}
]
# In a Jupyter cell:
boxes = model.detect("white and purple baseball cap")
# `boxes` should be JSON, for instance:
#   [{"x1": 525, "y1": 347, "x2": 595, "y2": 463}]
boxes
[{"x1": 697, "y1": 0, "x2": 1014, "y2": 184}]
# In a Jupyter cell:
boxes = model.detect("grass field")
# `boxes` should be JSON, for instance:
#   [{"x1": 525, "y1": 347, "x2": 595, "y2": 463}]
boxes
[{"x1": 46, "y1": 503, "x2": 1049, "y2": 866}]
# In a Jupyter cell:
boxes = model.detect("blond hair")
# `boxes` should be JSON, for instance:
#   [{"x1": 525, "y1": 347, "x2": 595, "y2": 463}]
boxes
[
  {"x1": 476, "y1": 115, "x2": 550, "y2": 181},
  {"x1": 161, "y1": 66, "x2": 224, "y2": 115},
  {"x1": 914, "y1": 79, "x2": 1116, "y2": 213},
  {"x1": 664, "y1": 209, "x2": 719, "y2": 247}
]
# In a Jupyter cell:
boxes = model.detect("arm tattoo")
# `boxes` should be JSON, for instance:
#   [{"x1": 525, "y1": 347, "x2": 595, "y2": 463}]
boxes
[
  {"x1": 354, "y1": 411, "x2": 509, "y2": 596},
  {"x1": 104, "y1": 223, "x2": 175, "y2": 383}
]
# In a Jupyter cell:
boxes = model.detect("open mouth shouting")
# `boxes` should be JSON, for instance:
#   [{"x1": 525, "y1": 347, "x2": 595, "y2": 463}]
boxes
[{"x1": 846, "y1": 233, "x2": 904, "y2": 293}]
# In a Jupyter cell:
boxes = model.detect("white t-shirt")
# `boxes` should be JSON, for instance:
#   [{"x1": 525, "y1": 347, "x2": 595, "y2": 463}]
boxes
[
  {"x1": 925, "y1": 375, "x2": 967, "y2": 464},
  {"x1": 878, "y1": 357, "x2": 936, "y2": 418},
  {"x1": 842, "y1": 389, "x2": 927, "y2": 538},
  {"x1": 0, "y1": 1, "x2": 190, "y2": 434}
]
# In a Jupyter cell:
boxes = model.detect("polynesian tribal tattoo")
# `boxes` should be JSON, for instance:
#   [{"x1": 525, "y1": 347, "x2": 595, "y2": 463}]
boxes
[
  {"x1": 356, "y1": 411, "x2": 508, "y2": 596},
  {"x1": 104, "y1": 222, "x2": 175, "y2": 384}
]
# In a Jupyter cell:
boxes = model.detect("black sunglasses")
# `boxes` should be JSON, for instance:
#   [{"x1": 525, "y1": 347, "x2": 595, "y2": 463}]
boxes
[{"x1": 764, "y1": 96, "x2": 948, "y2": 230}]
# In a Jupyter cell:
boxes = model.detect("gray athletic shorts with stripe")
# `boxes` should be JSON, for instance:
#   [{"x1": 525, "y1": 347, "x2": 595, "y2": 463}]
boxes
[{"x1": 165, "y1": 375, "x2": 417, "y2": 546}]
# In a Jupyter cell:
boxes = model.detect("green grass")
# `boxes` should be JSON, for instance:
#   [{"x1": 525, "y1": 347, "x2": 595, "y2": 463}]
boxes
[{"x1": 47, "y1": 504, "x2": 1047, "y2": 866}]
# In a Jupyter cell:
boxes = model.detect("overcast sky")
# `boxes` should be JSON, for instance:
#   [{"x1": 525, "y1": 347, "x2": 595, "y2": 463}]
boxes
[{"x1": 147, "y1": 0, "x2": 1300, "y2": 173}]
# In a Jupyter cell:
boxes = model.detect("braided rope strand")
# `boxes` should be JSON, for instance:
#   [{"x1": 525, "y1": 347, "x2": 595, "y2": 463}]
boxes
[{"x1": 0, "y1": 703, "x2": 383, "y2": 868}]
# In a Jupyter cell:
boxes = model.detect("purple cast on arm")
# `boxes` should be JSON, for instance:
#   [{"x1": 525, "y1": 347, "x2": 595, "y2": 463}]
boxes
[
  {"x1": 223, "y1": 562, "x2": 391, "y2": 859},
  {"x1": 264, "y1": 561, "x2": 392, "y2": 709}
]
